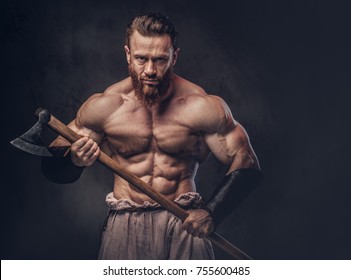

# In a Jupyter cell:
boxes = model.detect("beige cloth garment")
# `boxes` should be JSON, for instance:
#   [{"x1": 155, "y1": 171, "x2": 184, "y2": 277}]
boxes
[{"x1": 98, "y1": 192, "x2": 215, "y2": 260}]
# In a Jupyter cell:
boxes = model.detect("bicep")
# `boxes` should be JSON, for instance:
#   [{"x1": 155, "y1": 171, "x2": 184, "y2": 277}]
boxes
[
  {"x1": 200, "y1": 95, "x2": 259, "y2": 171},
  {"x1": 49, "y1": 118, "x2": 103, "y2": 148},
  {"x1": 204, "y1": 122, "x2": 259, "y2": 172},
  {"x1": 49, "y1": 95, "x2": 105, "y2": 148}
]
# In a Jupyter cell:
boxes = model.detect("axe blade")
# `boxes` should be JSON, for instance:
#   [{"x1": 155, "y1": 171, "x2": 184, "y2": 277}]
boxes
[
  {"x1": 10, "y1": 108, "x2": 52, "y2": 157},
  {"x1": 10, "y1": 137, "x2": 52, "y2": 157}
]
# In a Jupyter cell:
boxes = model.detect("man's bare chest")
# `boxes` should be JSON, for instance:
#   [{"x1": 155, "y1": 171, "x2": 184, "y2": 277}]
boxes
[{"x1": 103, "y1": 103, "x2": 205, "y2": 158}]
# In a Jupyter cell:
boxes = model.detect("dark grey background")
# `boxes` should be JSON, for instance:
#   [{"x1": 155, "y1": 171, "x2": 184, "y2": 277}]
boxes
[{"x1": 2, "y1": 0, "x2": 351, "y2": 259}]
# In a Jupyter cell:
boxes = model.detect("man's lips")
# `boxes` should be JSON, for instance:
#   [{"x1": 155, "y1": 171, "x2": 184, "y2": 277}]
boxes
[{"x1": 142, "y1": 79, "x2": 159, "y2": 85}]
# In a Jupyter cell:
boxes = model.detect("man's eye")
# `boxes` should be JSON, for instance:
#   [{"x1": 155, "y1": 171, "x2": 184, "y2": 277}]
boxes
[
  {"x1": 154, "y1": 58, "x2": 167, "y2": 64},
  {"x1": 136, "y1": 57, "x2": 147, "y2": 62}
]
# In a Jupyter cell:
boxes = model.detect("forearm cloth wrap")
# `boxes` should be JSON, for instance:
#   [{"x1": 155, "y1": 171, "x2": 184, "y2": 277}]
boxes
[
  {"x1": 204, "y1": 168, "x2": 262, "y2": 228},
  {"x1": 41, "y1": 146, "x2": 84, "y2": 184}
]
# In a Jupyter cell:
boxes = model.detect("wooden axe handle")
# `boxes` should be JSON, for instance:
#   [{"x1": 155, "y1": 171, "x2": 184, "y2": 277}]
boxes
[{"x1": 39, "y1": 109, "x2": 252, "y2": 260}]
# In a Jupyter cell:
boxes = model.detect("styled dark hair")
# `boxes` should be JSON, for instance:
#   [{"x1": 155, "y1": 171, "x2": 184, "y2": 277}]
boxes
[{"x1": 125, "y1": 12, "x2": 178, "y2": 50}]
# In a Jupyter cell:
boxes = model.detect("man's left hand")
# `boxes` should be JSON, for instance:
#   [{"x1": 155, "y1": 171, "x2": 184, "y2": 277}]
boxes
[{"x1": 182, "y1": 209, "x2": 214, "y2": 238}]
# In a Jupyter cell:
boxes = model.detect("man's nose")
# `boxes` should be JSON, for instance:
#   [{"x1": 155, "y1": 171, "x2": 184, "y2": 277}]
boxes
[{"x1": 144, "y1": 60, "x2": 157, "y2": 76}]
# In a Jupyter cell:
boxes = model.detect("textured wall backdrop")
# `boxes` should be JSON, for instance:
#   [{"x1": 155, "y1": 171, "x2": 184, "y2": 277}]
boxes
[{"x1": 2, "y1": 0, "x2": 351, "y2": 259}]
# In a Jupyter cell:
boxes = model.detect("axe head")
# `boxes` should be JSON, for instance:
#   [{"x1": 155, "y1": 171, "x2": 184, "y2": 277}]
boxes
[{"x1": 11, "y1": 108, "x2": 52, "y2": 157}]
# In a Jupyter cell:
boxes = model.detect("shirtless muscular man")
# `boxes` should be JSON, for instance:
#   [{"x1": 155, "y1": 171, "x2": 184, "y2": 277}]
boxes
[{"x1": 42, "y1": 12, "x2": 261, "y2": 259}]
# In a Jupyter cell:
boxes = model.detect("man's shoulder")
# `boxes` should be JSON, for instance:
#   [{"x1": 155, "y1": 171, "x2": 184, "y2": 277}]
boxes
[
  {"x1": 103, "y1": 77, "x2": 133, "y2": 96},
  {"x1": 174, "y1": 75, "x2": 206, "y2": 96},
  {"x1": 173, "y1": 76, "x2": 232, "y2": 131},
  {"x1": 174, "y1": 76, "x2": 226, "y2": 112},
  {"x1": 76, "y1": 78, "x2": 132, "y2": 128},
  {"x1": 81, "y1": 78, "x2": 132, "y2": 109}
]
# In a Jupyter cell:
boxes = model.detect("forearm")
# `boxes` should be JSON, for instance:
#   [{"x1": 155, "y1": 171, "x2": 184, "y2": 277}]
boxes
[
  {"x1": 203, "y1": 167, "x2": 262, "y2": 228},
  {"x1": 41, "y1": 146, "x2": 84, "y2": 184}
]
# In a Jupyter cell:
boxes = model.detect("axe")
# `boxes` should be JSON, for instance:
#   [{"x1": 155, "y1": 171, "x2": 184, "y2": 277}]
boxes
[{"x1": 11, "y1": 108, "x2": 252, "y2": 260}]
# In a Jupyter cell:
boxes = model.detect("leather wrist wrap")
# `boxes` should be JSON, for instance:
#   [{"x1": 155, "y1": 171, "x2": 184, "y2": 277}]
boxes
[
  {"x1": 204, "y1": 168, "x2": 262, "y2": 228},
  {"x1": 41, "y1": 146, "x2": 84, "y2": 184}
]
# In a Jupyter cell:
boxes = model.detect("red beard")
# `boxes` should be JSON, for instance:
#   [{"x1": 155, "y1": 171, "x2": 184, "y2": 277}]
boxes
[{"x1": 129, "y1": 65, "x2": 172, "y2": 106}]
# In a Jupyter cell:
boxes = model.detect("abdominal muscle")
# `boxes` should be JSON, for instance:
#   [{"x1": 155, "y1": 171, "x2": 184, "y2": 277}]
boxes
[{"x1": 111, "y1": 150, "x2": 199, "y2": 204}]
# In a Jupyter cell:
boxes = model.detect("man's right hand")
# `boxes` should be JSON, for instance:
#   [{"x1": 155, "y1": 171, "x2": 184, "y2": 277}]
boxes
[{"x1": 71, "y1": 134, "x2": 100, "y2": 167}]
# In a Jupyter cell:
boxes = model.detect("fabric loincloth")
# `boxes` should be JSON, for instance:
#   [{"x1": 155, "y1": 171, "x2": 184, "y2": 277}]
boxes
[{"x1": 98, "y1": 192, "x2": 215, "y2": 260}]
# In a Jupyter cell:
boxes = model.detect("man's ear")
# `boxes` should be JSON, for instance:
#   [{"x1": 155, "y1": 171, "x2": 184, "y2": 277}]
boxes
[
  {"x1": 124, "y1": 45, "x2": 131, "y2": 64},
  {"x1": 172, "y1": 48, "x2": 180, "y2": 66}
]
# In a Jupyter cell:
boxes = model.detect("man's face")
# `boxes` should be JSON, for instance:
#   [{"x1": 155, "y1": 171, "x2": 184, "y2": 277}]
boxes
[{"x1": 125, "y1": 31, "x2": 179, "y2": 105}]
